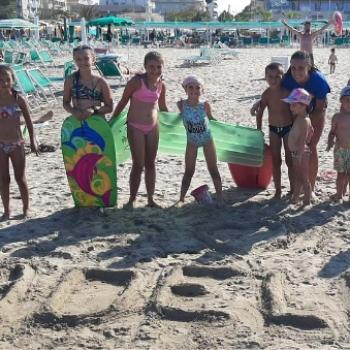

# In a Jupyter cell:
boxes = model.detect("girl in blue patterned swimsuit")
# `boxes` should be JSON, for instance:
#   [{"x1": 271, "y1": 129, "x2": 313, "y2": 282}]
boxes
[
  {"x1": 0, "y1": 65, "x2": 38, "y2": 221},
  {"x1": 177, "y1": 75, "x2": 223, "y2": 204}
]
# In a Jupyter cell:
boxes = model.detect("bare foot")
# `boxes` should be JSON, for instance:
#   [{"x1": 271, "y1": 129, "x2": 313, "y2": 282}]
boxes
[
  {"x1": 330, "y1": 193, "x2": 343, "y2": 203},
  {"x1": 311, "y1": 191, "x2": 319, "y2": 204},
  {"x1": 0, "y1": 212, "x2": 10, "y2": 221},
  {"x1": 273, "y1": 190, "x2": 282, "y2": 200},
  {"x1": 22, "y1": 209, "x2": 31, "y2": 219},
  {"x1": 123, "y1": 201, "x2": 134, "y2": 210},
  {"x1": 290, "y1": 196, "x2": 299, "y2": 205}
]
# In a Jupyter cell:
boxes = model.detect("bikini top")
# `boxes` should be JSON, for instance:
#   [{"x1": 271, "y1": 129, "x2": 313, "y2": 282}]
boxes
[
  {"x1": 72, "y1": 72, "x2": 103, "y2": 104},
  {"x1": 132, "y1": 77, "x2": 162, "y2": 103},
  {"x1": 0, "y1": 104, "x2": 21, "y2": 120}
]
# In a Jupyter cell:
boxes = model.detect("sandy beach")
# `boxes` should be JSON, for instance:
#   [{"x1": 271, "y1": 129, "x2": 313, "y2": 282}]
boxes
[{"x1": 1, "y1": 46, "x2": 350, "y2": 349}]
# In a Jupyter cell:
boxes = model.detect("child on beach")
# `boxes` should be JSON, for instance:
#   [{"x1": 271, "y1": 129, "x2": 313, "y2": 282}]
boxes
[
  {"x1": 177, "y1": 75, "x2": 223, "y2": 204},
  {"x1": 255, "y1": 63, "x2": 294, "y2": 199},
  {"x1": 283, "y1": 88, "x2": 314, "y2": 206},
  {"x1": 63, "y1": 45, "x2": 113, "y2": 120},
  {"x1": 328, "y1": 48, "x2": 338, "y2": 74},
  {"x1": 0, "y1": 65, "x2": 39, "y2": 220},
  {"x1": 111, "y1": 51, "x2": 168, "y2": 208},
  {"x1": 326, "y1": 86, "x2": 350, "y2": 202}
]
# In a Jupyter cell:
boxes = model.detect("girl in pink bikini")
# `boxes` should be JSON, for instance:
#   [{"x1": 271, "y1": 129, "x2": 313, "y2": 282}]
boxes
[
  {"x1": 112, "y1": 51, "x2": 168, "y2": 208},
  {"x1": 0, "y1": 65, "x2": 38, "y2": 220}
]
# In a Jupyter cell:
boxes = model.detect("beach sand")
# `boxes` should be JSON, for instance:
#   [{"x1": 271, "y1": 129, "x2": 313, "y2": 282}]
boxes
[{"x1": 1, "y1": 46, "x2": 350, "y2": 349}]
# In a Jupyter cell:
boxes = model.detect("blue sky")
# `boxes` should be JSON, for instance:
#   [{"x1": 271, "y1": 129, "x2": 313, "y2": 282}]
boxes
[{"x1": 217, "y1": 0, "x2": 251, "y2": 14}]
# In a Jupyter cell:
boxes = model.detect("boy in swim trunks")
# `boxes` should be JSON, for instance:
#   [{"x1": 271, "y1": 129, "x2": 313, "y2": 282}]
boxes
[
  {"x1": 326, "y1": 86, "x2": 350, "y2": 202},
  {"x1": 256, "y1": 63, "x2": 294, "y2": 199}
]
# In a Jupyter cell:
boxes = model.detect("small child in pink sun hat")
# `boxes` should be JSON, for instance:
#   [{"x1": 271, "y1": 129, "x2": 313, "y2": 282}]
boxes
[{"x1": 282, "y1": 88, "x2": 314, "y2": 206}]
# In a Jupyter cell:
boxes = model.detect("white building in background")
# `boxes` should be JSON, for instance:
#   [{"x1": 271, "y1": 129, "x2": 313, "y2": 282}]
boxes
[
  {"x1": 66, "y1": 0, "x2": 97, "y2": 11},
  {"x1": 16, "y1": 0, "x2": 40, "y2": 20},
  {"x1": 207, "y1": 0, "x2": 218, "y2": 20},
  {"x1": 154, "y1": 0, "x2": 207, "y2": 15}
]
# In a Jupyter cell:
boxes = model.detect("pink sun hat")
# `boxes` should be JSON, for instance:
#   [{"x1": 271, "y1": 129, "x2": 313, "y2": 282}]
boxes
[
  {"x1": 282, "y1": 88, "x2": 312, "y2": 106},
  {"x1": 182, "y1": 75, "x2": 204, "y2": 88}
]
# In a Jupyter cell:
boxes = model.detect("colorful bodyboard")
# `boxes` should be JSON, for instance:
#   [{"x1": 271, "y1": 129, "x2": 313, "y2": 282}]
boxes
[
  {"x1": 61, "y1": 115, "x2": 117, "y2": 207},
  {"x1": 111, "y1": 111, "x2": 264, "y2": 167}
]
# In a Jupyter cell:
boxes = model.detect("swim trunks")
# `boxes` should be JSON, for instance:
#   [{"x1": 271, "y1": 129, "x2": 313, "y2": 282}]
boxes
[
  {"x1": 269, "y1": 124, "x2": 293, "y2": 138},
  {"x1": 334, "y1": 147, "x2": 350, "y2": 173}
]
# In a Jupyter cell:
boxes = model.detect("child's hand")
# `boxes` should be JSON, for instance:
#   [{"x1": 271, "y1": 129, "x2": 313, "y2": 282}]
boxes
[
  {"x1": 77, "y1": 108, "x2": 94, "y2": 120},
  {"x1": 250, "y1": 100, "x2": 260, "y2": 116},
  {"x1": 30, "y1": 140, "x2": 39, "y2": 156}
]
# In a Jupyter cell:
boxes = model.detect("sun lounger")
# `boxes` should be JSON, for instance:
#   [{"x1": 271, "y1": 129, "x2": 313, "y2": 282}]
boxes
[
  {"x1": 95, "y1": 59, "x2": 127, "y2": 85},
  {"x1": 183, "y1": 47, "x2": 222, "y2": 66}
]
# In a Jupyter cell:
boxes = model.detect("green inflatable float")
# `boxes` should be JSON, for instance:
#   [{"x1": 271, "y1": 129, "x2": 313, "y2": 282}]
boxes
[
  {"x1": 110, "y1": 111, "x2": 264, "y2": 167},
  {"x1": 60, "y1": 112, "x2": 264, "y2": 208}
]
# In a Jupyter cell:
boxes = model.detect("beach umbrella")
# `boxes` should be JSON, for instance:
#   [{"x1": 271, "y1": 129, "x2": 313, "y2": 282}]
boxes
[
  {"x1": 34, "y1": 16, "x2": 40, "y2": 40},
  {"x1": 87, "y1": 16, "x2": 134, "y2": 27},
  {"x1": 0, "y1": 19, "x2": 38, "y2": 29},
  {"x1": 81, "y1": 17, "x2": 87, "y2": 44}
]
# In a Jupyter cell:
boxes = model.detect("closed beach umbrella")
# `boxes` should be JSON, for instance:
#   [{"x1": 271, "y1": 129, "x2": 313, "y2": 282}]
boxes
[{"x1": 81, "y1": 17, "x2": 87, "y2": 44}]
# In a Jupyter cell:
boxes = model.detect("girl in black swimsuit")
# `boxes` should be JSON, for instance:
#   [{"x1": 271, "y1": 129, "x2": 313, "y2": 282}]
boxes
[{"x1": 63, "y1": 45, "x2": 113, "y2": 120}]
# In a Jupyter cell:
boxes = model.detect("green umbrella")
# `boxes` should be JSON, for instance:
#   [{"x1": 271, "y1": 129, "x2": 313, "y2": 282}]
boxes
[
  {"x1": 0, "y1": 19, "x2": 38, "y2": 29},
  {"x1": 87, "y1": 16, "x2": 134, "y2": 27}
]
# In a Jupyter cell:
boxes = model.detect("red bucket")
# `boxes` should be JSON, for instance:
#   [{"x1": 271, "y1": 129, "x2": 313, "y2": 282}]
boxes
[
  {"x1": 228, "y1": 145, "x2": 272, "y2": 189},
  {"x1": 191, "y1": 185, "x2": 213, "y2": 204}
]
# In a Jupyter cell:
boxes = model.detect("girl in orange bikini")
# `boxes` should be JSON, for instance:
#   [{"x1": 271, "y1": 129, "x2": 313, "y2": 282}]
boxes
[
  {"x1": 0, "y1": 65, "x2": 39, "y2": 221},
  {"x1": 112, "y1": 51, "x2": 168, "y2": 208}
]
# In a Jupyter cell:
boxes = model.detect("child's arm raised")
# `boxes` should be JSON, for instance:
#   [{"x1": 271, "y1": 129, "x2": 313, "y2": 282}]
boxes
[
  {"x1": 17, "y1": 95, "x2": 38, "y2": 155},
  {"x1": 204, "y1": 101, "x2": 216, "y2": 120},
  {"x1": 111, "y1": 77, "x2": 139, "y2": 119},
  {"x1": 326, "y1": 114, "x2": 337, "y2": 151},
  {"x1": 158, "y1": 82, "x2": 168, "y2": 112},
  {"x1": 255, "y1": 92, "x2": 268, "y2": 130}
]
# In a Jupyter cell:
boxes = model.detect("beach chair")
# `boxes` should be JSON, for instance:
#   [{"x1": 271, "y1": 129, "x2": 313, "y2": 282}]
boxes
[
  {"x1": 95, "y1": 59, "x2": 127, "y2": 85},
  {"x1": 64, "y1": 60, "x2": 76, "y2": 79},
  {"x1": 183, "y1": 47, "x2": 222, "y2": 66},
  {"x1": 13, "y1": 69, "x2": 42, "y2": 111},
  {"x1": 14, "y1": 52, "x2": 28, "y2": 65},
  {"x1": 27, "y1": 68, "x2": 57, "y2": 103},
  {"x1": 259, "y1": 37, "x2": 269, "y2": 46},
  {"x1": 39, "y1": 50, "x2": 54, "y2": 65},
  {"x1": 30, "y1": 49, "x2": 54, "y2": 65},
  {"x1": 4, "y1": 50, "x2": 15, "y2": 64},
  {"x1": 214, "y1": 42, "x2": 239, "y2": 59}
]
